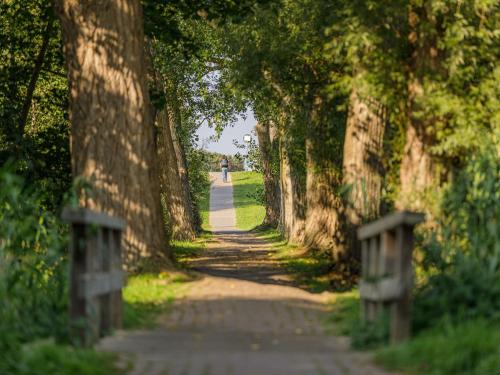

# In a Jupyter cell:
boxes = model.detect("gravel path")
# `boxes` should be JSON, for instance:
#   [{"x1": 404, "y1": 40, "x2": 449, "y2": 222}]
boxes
[{"x1": 99, "y1": 172, "x2": 394, "y2": 375}]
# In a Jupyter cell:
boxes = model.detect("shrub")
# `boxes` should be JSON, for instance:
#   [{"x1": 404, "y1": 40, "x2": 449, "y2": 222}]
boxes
[
  {"x1": 414, "y1": 148, "x2": 500, "y2": 329},
  {"x1": 0, "y1": 168, "x2": 69, "y2": 371}
]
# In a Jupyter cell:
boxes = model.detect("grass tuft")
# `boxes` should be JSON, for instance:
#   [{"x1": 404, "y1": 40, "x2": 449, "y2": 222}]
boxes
[
  {"x1": 123, "y1": 236, "x2": 208, "y2": 330},
  {"x1": 376, "y1": 319, "x2": 500, "y2": 375},
  {"x1": 7, "y1": 342, "x2": 122, "y2": 375}
]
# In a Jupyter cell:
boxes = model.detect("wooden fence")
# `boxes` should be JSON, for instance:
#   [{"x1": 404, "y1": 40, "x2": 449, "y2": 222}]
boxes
[
  {"x1": 62, "y1": 208, "x2": 126, "y2": 346},
  {"x1": 357, "y1": 211, "x2": 424, "y2": 343}
]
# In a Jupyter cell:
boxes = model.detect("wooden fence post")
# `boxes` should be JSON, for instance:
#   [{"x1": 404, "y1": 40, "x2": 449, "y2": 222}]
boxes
[
  {"x1": 62, "y1": 208, "x2": 126, "y2": 347},
  {"x1": 357, "y1": 211, "x2": 424, "y2": 344}
]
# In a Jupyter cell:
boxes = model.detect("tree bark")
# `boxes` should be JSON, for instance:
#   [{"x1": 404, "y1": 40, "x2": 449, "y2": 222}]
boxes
[
  {"x1": 279, "y1": 122, "x2": 306, "y2": 244},
  {"x1": 55, "y1": 0, "x2": 171, "y2": 270},
  {"x1": 399, "y1": 2, "x2": 442, "y2": 211},
  {"x1": 156, "y1": 106, "x2": 196, "y2": 240},
  {"x1": 304, "y1": 94, "x2": 345, "y2": 257},
  {"x1": 256, "y1": 120, "x2": 280, "y2": 227},
  {"x1": 342, "y1": 90, "x2": 386, "y2": 225},
  {"x1": 165, "y1": 85, "x2": 199, "y2": 232}
]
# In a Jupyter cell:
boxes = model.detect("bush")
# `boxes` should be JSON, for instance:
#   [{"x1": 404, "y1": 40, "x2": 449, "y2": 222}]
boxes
[
  {"x1": 414, "y1": 149, "x2": 500, "y2": 330},
  {"x1": 0, "y1": 168, "x2": 69, "y2": 371}
]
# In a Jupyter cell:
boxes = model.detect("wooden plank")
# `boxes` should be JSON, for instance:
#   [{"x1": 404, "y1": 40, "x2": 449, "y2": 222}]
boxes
[
  {"x1": 360, "y1": 277, "x2": 403, "y2": 301},
  {"x1": 357, "y1": 211, "x2": 424, "y2": 240},
  {"x1": 361, "y1": 240, "x2": 369, "y2": 278},
  {"x1": 78, "y1": 271, "x2": 124, "y2": 299},
  {"x1": 390, "y1": 225, "x2": 414, "y2": 343},
  {"x1": 110, "y1": 229, "x2": 123, "y2": 330},
  {"x1": 368, "y1": 237, "x2": 379, "y2": 277},
  {"x1": 62, "y1": 207, "x2": 126, "y2": 230}
]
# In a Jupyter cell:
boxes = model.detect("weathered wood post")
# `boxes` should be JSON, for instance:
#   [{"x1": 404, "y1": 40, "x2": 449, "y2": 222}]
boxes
[
  {"x1": 62, "y1": 208, "x2": 126, "y2": 346},
  {"x1": 357, "y1": 211, "x2": 424, "y2": 343}
]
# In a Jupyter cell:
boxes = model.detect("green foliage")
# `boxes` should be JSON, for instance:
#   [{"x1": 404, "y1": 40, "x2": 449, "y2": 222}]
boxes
[
  {"x1": 233, "y1": 131, "x2": 262, "y2": 172},
  {"x1": 0, "y1": 168, "x2": 69, "y2": 372},
  {"x1": 376, "y1": 319, "x2": 500, "y2": 375},
  {"x1": 350, "y1": 312, "x2": 390, "y2": 350},
  {"x1": 4, "y1": 342, "x2": 121, "y2": 375},
  {"x1": 0, "y1": 0, "x2": 71, "y2": 211},
  {"x1": 414, "y1": 148, "x2": 500, "y2": 330},
  {"x1": 231, "y1": 171, "x2": 266, "y2": 230},
  {"x1": 200, "y1": 150, "x2": 245, "y2": 172}
]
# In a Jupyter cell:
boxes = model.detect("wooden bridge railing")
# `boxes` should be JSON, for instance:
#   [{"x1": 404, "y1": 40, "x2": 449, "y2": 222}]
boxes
[
  {"x1": 357, "y1": 210, "x2": 424, "y2": 343},
  {"x1": 62, "y1": 208, "x2": 126, "y2": 346}
]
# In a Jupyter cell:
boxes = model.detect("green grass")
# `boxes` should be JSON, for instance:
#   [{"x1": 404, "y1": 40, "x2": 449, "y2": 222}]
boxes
[
  {"x1": 199, "y1": 176, "x2": 211, "y2": 231},
  {"x1": 123, "y1": 272, "x2": 191, "y2": 330},
  {"x1": 5, "y1": 341, "x2": 122, "y2": 375},
  {"x1": 256, "y1": 228, "x2": 332, "y2": 293},
  {"x1": 230, "y1": 171, "x2": 266, "y2": 230},
  {"x1": 172, "y1": 233, "x2": 212, "y2": 267},
  {"x1": 376, "y1": 319, "x2": 500, "y2": 375},
  {"x1": 326, "y1": 290, "x2": 360, "y2": 335},
  {"x1": 123, "y1": 236, "x2": 208, "y2": 329}
]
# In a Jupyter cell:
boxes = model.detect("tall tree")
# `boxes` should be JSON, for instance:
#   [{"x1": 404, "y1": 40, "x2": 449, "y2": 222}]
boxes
[
  {"x1": 55, "y1": 0, "x2": 171, "y2": 269},
  {"x1": 342, "y1": 90, "x2": 386, "y2": 224},
  {"x1": 256, "y1": 120, "x2": 280, "y2": 227},
  {"x1": 303, "y1": 92, "x2": 346, "y2": 257}
]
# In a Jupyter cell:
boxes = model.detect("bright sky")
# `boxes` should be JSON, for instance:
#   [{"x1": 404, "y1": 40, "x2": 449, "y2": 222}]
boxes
[{"x1": 196, "y1": 108, "x2": 257, "y2": 155}]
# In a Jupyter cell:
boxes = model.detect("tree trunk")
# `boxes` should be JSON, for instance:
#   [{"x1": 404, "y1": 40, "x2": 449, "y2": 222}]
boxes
[
  {"x1": 165, "y1": 86, "x2": 199, "y2": 231},
  {"x1": 279, "y1": 123, "x2": 306, "y2": 244},
  {"x1": 55, "y1": 0, "x2": 171, "y2": 270},
  {"x1": 256, "y1": 120, "x2": 280, "y2": 227},
  {"x1": 156, "y1": 107, "x2": 196, "y2": 240},
  {"x1": 304, "y1": 94, "x2": 345, "y2": 257},
  {"x1": 342, "y1": 90, "x2": 386, "y2": 224},
  {"x1": 399, "y1": 2, "x2": 442, "y2": 211}
]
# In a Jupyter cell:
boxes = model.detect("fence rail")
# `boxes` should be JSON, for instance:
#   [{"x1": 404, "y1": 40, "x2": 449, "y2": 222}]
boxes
[
  {"x1": 62, "y1": 207, "x2": 126, "y2": 346},
  {"x1": 357, "y1": 210, "x2": 424, "y2": 343}
]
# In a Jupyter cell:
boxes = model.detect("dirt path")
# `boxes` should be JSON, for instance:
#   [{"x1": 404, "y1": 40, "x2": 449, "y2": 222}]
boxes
[{"x1": 99, "y1": 172, "x2": 393, "y2": 375}]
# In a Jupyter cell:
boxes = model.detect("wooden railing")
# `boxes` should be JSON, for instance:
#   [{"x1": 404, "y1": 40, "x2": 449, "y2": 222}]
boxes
[
  {"x1": 357, "y1": 211, "x2": 424, "y2": 343},
  {"x1": 62, "y1": 208, "x2": 126, "y2": 346}
]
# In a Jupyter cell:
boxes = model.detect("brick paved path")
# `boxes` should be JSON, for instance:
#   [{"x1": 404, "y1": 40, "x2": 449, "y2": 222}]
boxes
[{"x1": 99, "y1": 172, "x2": 393, "y2": 375}]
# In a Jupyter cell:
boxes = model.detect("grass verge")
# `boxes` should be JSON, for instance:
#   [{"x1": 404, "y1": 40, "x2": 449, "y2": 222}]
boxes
[
  {"x1": 376, "y1": 319, "x2": 500, "y2": 375},
  {"x1": 256, "y1": 228, "x2": 332, "y2": 293},
  {"x1": 199, "y1": 175, "x2": 211, "y2": 231},
  {"x1": 230, "y1": 171, "x2": 265, "y2": 230},
  {"x1": 6, "y1": 341, "x2": 122, "y2": 375},
  {"x1": 123, "y1": 236, "x2": 208, "y2": 329}
]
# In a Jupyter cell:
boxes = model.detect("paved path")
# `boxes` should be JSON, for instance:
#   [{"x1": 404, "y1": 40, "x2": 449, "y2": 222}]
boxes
[{"x1": 99, "y1": 172, "x2": 393, "y2": 375}]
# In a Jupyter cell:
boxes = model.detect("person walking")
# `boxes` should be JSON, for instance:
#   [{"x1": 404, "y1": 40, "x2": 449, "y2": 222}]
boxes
[{"x1": 220, "y1": 155, "x2": 229, "y2": 183}]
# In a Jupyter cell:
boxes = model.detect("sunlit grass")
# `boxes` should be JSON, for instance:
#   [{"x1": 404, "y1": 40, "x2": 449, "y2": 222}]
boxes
[
  {"x1": 230, "y1": 171, "x2": 265, "y2": 230},
  {"x1": 256, "y1": 228, "x2": 332, "y2": 293},
  {"x1": 123, "y1": 272, "x2": 191, "y2": 330},
  {"x1": 172, "y1": 233, "x2": 212, "y2": 267},
  {"x1": 199, "y1": 177, "x2": 211, "y2": 231},
  {"x1": 376, "y1": 319, "x2": 500, "y2": 375},
  {"x1": 123, "y1": 237, "x2": 208, "y2": 329}
]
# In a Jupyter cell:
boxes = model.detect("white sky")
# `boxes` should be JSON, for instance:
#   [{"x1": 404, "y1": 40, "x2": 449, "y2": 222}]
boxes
[{"x1": 196, "y1": 108, "x2": 257, "y2": 155}]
